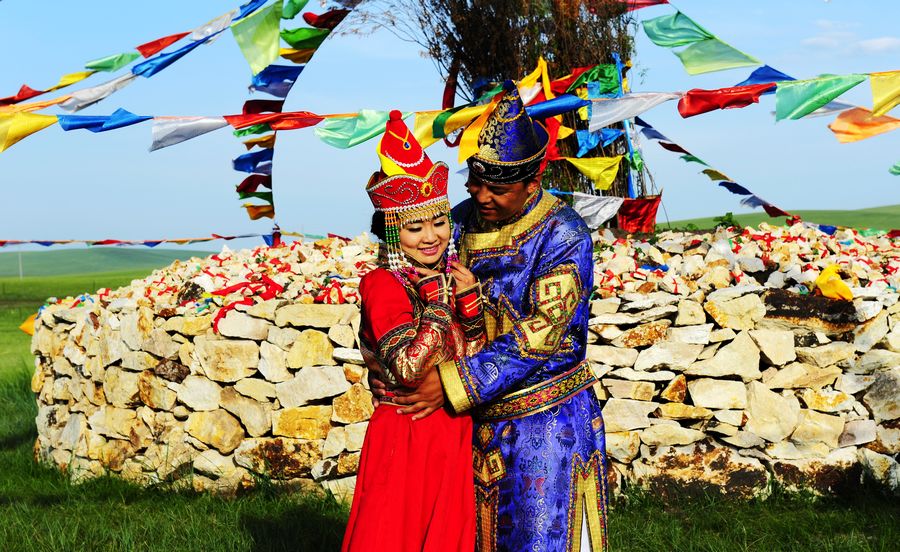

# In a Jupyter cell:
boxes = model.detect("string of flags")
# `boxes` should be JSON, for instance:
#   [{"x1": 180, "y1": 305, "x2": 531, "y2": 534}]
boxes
[{"x1": 0, "y1": 229, "x2": 338, "y2": 249}]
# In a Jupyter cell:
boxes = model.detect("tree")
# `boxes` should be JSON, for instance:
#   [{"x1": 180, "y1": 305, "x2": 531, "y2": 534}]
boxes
[{"x1": 342, "y1": 0, "x2": 642, "y2": 198}]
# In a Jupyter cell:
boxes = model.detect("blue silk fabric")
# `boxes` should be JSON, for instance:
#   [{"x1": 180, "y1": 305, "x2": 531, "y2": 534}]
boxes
[{"x1": 446, "y1": 190, "x2": 610, "y2": 551}]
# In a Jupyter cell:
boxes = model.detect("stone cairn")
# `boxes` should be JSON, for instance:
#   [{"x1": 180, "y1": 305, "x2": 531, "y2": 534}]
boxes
[{"x1": 31, "y1": 223, "x2": 899, "y2": 500}]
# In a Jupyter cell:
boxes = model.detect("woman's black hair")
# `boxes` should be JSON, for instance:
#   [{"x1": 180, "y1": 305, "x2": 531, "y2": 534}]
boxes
[{"x1": 370, "y1": 211, "x2": 386, "y2": 241}]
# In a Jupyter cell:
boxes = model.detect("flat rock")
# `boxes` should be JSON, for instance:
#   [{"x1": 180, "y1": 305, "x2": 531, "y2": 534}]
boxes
[
  {"x1": 675, "y1": 300, "x2": 706, "y2": 326},
  {"x1": 837, "y1": 373, "x2": 876, "y2": 395},
  {"x1": 800, "y1": 388, "x2": 854, "y2": 413},
  {"x1": 605, "y1": 431, "x2": 641, "y2": 463},
  {"x1": 586, "y1": 345, "x2": 638, "y2": 367},
  {"x1": 591, "y1": 297, "x2": 621, "y2": 316},
  {"x1": 138, "y1": 371, "x2": 177, "y2": 411},
  {"x1": 688, "y1": 379, "x2": 747, "y2": 410},
  {"x1": 763, "y1": 362, "x2": 840, "y2": 390},
  {"x1": 640, "y1": 425, "x2": 706, "y2": 447},
  {"x1": 749, "y1": 329, "x2": 796, "y2": 366},
  {"x1": 193, "y1": 337, "x2": 259, "y2": 382},
  {"x1": 659, "y1": 374, "x2": 686, "y2": 402},
  {"x1": 258, "y1": 341, "x2": 292, "y2": 383},
  {"x1": 684, "y1": 331, "x2": 761, "y2": 382},
  {"x1": 610, "y1": 320, "x2": 671, "y2": 348},
  {"x1": 234, "y1": 378, "x2": 277, "y2": 402},
  {"x1": 287, "y1": 330, "x2": 334, "y2": 368},
  {"x1": 666, "y1": 324, "x2": 712, "y2": 345},
  {"x1": 267, "y1": 326, "x2": 300, "y2": 350},
  {"x1": 601, "y1": 398, "x2": 659, "y2": 432},
  {"x1": 608, "y1": 368, "x2": 676, "y2": 382},
  {"x1": 185, "y1": 410, "x2": 244, "y2": 454},
  {"x1": 177, "y1": 375, "x2": 222, "y2": 411},
  {"x1": 704, "y1": 293, "x2": 766, "y2": 330},
  {"x1": 846, "y1": 349, "x2": 900, "y2": 374},
  {"x1": 863, "y1": 367, "x2": 900, "y2": 422},
  {"x1": 634, "y1": 342, "x2": 703, "y2": 372},
  {"x1": 275, "y1": 304, "x2": 359, "y2": 328},
  {"x1": 795, "y1": 342, "x2": 856, "y2": 368},
  {"x1": 328, "y1": 324, "x2": 356, "y2": 348},
  {"x1": 857, "y1": 448, "x2": 900, "y2": 493},
  {"x1": 332, "y1": 384, "x2": 375, "y2": 424},
  {"x1": 103, "y1": 366, "x2": 140, "y2": 408},
  {"x1": 745, "y1": 381, "x2": 800, "y2": 442},
  {"x1": 770, "y1": 447, "x2": 860, "y2": 496},
  {"x1": 656, "y1": 403, "x2": 714, "y2": 420},
  {"x1": 217, "y1": 311, "x2": 271, "y2": 341},
  {"x1": 272, "y1": 406, "x2": 333, "y2": 439},
  {"x1": 220, "y1": 386, "x2": 271, "y2": 437},
  {"x1": 602, "y1": 379, "x2": 656, "y2": 401},
  {"x1": 333, "y1": 348, "x2": 364, "y2": 365},
  {"x1": 141, "y1": 328, "x2": 180, "y2": 359},
  {"x1": 275, "y1": 366, "x2": 351, "y2": 408},
  {"x1": 791, "y1": 409, "x2": 844, "y2": 448},
  {"x1": 838, "y1": 419, "x2": 877, "y2": 447},
  {"x1": 234, "y1": 437, "x2": 322, "y2": 479}
]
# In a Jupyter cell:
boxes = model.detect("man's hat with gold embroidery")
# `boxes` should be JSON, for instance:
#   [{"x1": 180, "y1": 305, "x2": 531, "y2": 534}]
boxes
[
  {"x1": 467, "y1": 80, "x2": 549, "y2": 184},
  {"x1": 366, "y1": 110, "x2": 454, "y2": 273}
]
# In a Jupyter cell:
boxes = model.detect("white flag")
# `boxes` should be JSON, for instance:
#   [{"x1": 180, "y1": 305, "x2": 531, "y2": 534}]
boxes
[
  {"x1": 589, "y1": 92, "x2": 682, "y2": 132},
  {"x1": 571, "y1": 192, "x2": 624, "y2": 229},
  {"x1": 150, "y1": 116, "x2": 228, "y2": 151},
  {"x1": 58, "y1": 73, "x2": 138, "y2": 112}
]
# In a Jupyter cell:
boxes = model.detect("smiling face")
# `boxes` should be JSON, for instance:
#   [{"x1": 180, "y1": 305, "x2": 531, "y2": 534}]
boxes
[
  {"x1": 465, "y1": 174, "x2": 541, "y2": 222},
  {"x1": 398, "y1": 214, "x2": 451, "y2": 265}
]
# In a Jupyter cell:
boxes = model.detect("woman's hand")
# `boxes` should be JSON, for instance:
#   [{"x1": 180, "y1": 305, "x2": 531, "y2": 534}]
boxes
[
  {"x1": 449, "y1": 261, "x2": 477, "y2": 291},
  {"x1": 407, "y1": 266, "x2": 440, "y2": 285}
]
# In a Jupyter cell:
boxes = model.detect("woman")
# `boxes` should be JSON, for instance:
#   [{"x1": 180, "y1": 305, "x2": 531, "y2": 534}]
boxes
[{"x1": 341, "y1": 111, "x2": 485, "y2": 552}]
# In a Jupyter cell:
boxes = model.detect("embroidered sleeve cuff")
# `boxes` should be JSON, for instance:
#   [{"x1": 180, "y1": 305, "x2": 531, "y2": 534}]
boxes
[
  {"x1": 454, "y1": 282, "x2": 482, "y2": 319},
  {"x1": 438, "y1": 359, "x2": 474, "y2": 413},
  {"x1": 416, "y1": 273, "x2": 449, "y2": 304}
]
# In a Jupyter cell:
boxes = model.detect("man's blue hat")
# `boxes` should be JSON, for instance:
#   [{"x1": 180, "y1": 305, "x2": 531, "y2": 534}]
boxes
[{"x1": 467, "y1": 80, "x2": 549, "y2": 184}]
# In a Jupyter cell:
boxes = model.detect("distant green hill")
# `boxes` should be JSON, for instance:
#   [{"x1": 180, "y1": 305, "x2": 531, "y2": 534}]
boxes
[
  {"x1": 659, "y1": 204, "x2": 900, "y2": 232},
  {"x1": 0, "y1": 248, "x2": 215, "y2": 278}
]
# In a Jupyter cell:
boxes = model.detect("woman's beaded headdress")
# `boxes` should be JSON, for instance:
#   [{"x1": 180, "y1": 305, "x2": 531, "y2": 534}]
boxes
[{"x1": 366, "y1": 110, "x2": 457, "y2": 276}]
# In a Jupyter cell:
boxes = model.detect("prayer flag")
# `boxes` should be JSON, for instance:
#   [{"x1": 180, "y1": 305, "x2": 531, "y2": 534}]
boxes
[
  {"x1": 775, "y1": 74, "x2": 867, "y2": 121},
  {"x1": 890, "y1": 162, "x2": 900, "y2": 176},
  {"x1": 303, "y1": 9, "x2": 351, "y2": 30},
  {"x1": 588, "y1": 92, "x2": 681, "y2": 132},
  {"x1": 680, "y1": 154, "x2": 707, "y2": 166},
  {"x1": 224, "y1": 111, "x2": 323, "y2": 130},
  {"x1": 234, "y1": 123, "x2": 272, "y2": 136},
  {"x1": 243, "y1": 134, "x2": 277, "y2": 149},
  {"x1": 735, "y1": 65, "x2": 794, "y2": 88},
  {"x1": 618, "y1": 195, "x2": 662, "y2": 233},
  {"x1": 150, "y1": 116, "x2": 228, "y2": 151},
  {"x1": 718, "y1": 181, "x2": 752, "y2": 195},
  {"x1": 459, "y1": 95, "x2": 503, "y2": 162},
  {"x1": 674, "y1": 38, "x2": 761, "y2": 75},
  {"x1": 237, "y1": 0, "x2": 270, "y2": 20},
  {"x1": 244, "y1": 99, "x2": 285, "y2": 114},
  {"x1": 564, "y1": 156, "x2": 623, "y2": 190},
  {"x1": 677, "y1": 83, "x2": 775, "y2": 118},
  {"x1": 232, "y1": 1, "x2": 282, "y2": 75},
  {"x1": 234, "y1": 148, "x2": 274, "y2": 173},
  {"x1": 58, "y1": 109, "x2": 151, "y2": 132},
  {"x1": 315, "y1": 110, "x2": 398, "y2": 149},
  {"x1": 0, "y1": 95, "x2": 72, "y2": 115},
  {"x1": 58, "y1": 73, "x2": 137, "y2": 112},
  {"x1": 280, "y1": 47, "x2": 316, "y2": 63},
  {"x1": 527, "y1": 94, "x2": 590, "y2": 120},
  {"x1": 192, "y1": 10, "x2": 238, "y2": 41},
  {"x1": 244, "y1": 203, "x2": 275, "y2": 220},
  {"x1": 239, "y1": 191, "x2": 274, "y2": 202},
  {"x1": 0, "y1": 112, "x2": 57, "y2": 152},
  {"x1": 571, "y1": 193, "x2": 624, "y2": 229},
  {"x1": 250, "y1": 65, "x2": 304, "y2": 98},
  {"x1": 135, "y1": 32, "x2": 190, "y2": 58},
  {"x1": 827, "y1": 107, "x2": 900, "y2": 143},
  {"x1": 19, "y1": 314, "x2": 36, "y2": 336},
  {"x1": 0, "y1": 71, "x2": 94, "y2": 106},
  {"x1": 870, "y1": 70, "x2": 900, "y2": 117},
  {"x1": 280, "y1": 27, "x2": 330, "y2": 50},
  {"x1": 282, "y1": 0, "x2": 310, "y2": 19},
  {"x1": 237, "y1": 174, "x2": 272, "y2": 193},
  {"x1": 643, "y1": 12, "x2": 714, "y2": 48},
  {"x1": 576, "y1": 128, "x2": 623, "y2": 157},
  {"x1": 658, "y1": 141, "x2": 689, "y2": 154},
  {"x1": 624, "y1": 0, "x2": 669, "y2": 11},
  {"x1": 85, "y1": 52, "x2": 140, "y2": 72},
  {"x1": 133, "y1": 36, "x2": 211, "y2": 78},
  {"x1": 702, "y1": 169, "x2": 731, "y2": 181},
  {"x1": 565, "y1": 64, "x2": 619, "y2": 94}
]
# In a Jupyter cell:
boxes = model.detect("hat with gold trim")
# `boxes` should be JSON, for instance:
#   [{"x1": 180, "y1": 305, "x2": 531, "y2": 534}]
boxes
[
  {"x1": 467, "y1": 80, "x2": 549, "y2": 184},
  {"x1": 366, "y1": 110, "x2": 455, "y2": 274}
]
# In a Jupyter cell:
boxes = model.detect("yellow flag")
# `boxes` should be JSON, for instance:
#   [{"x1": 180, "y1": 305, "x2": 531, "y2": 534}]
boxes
[
  {"x1": 414, "y1": 105, "x2": 489, "y2": 149},
  {"x1": 458, "y1": 96, "x2": 502, "y2": 163},
  {"x1": 564, "y1": 156, "x2": 623, "y2": 190},
  {"x1": 815, "y1": 265, "x2": 852, "y2": 301},
  {"x1": 870, "y1": 70, "x2": 900, "y2": 117},
  {"x1": 0, "y1": 112, "x2": 58, "y2": 152},
  {"x1": 243, "y1": 134, "x2": 277, "y2": 149},
  {"x1": 280, "y1": 48, "x2": 316, "y2": 64},
  {"x1": 49, "y1": 71, "x2": 96, "y2": 91},
  {"x1": 558, "y1": 125, "x2": 574, "y2": 140},
  {"x1": 19, "y1": 313, "x2": 37, "y2": 336}
]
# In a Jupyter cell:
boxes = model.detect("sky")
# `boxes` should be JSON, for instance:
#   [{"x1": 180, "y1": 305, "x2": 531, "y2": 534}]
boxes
[{"x1": 0, "y1": 0, "x2": 897, "y2": 253}]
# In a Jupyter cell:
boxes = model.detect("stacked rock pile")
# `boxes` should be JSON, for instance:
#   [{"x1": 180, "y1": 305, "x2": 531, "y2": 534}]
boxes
[{"x1": 31, "y1": 223, "x2": 899, "y2": 499}]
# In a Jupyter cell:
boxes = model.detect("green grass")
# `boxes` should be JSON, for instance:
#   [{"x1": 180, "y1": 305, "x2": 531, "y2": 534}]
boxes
[
  {"x1": 0, "y1": 271, "x2": 898, "y2": 550},
  {"x1": 659, "y1": 204, "x2": 900, "y2": 232},
  {"x1": 0, "y1": 248, "x2": 214, "y2": 278}
]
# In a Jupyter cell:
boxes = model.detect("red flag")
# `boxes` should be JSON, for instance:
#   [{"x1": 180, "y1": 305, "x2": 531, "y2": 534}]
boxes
[
  {"x1": 302, "y1": 9, "x2": 351, "y2": 30},
  {"x1": 237, "y1": 174, "x2": 273, "y2": 193},
  {"x1": 658, "y1": 141, "x2": 690, "y2": 154},
  {"x1": 0, "y1": 84, "x2": 43, "y2": 106},
  {"x1": 762, "y1": 204, "x2": 791, "y2": 218},
  {"x1": 624, "y1": 0, "x2": 669, "y2": 11},
  {"x1": 678, "y1": 83, "x2": 776, "y2": 118},
  {"x1": 243, "y1": 99, "x2": 285, "y2": 114},
  {"x1": 136, "y1": 32, "x2": 190, "y2": 58},
  {"x1": 617, "y1": 195, "x2": 662, "y2": 233},
  {"x1": 550, "y1": 66, "x2": 596, "y2": 96},
  {"x1": 224, "y1": 111, "x2": 323, "y2": 130}
]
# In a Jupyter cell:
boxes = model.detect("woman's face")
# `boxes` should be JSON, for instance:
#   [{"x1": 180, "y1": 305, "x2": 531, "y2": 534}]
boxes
[{"x1": 398, "y1": 214, "x2": 451, "y2": 266}]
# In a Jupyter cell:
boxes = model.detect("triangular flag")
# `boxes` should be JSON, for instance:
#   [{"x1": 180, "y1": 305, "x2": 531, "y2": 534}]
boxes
[
  {"x1": 674, "y1": 38, "x2": 761, "y2": 75},
  {"x1": 280, "y1": 27, "x2": 330, "y2": 49},
  {"x1": 280, "y1": 47, "x2": 316, "y2": 63},
  {"x1": 135, "y1": 32, "x2": 190, "y2": 58},
  {"x1": 85, "y1": 52, "x2": 141, "y2": 72},
  {"x1": 244, "y1": 203, "x2": 275, "y2": 220},
  {"x1": 19, "y1": 313, "x2": 37, "y2": 336},
  {"x1": 775, "y1": 74, "x2": 867, "y2": 121},
  {"x1": 231, "y1": 1, "x2": 282, "y2": 75},
  {"x1": 0, "y1": 112, "x2": 57, "y2": 152},
  {"x1": 643, "y1": 12, "x2": 714, "y2": 48},
  {"x1": 282, "y1": 0, "x2": 311, "y2": 19},
  {"x1": 315, "y1": 110, "x2": 400, "y2": 149},
  {"x1": 827, "y1": 107, "x2": 900, "y2": 143},
  {"x1": 150, "y1": 116, "x2": 229, "y2": 151},
  {"x1": 870, "y1": 70, "x2": 900, "y2": 117},
  {"x1": 564, "y1": 156, "x2": 623, "y2": 190},
  {"x1": 890, "y1": 162, "x2": 900, "y2": 176}
]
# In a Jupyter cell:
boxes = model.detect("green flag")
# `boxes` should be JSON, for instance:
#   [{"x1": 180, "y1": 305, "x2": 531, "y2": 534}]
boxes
[
  {"x1": 566, "y1": 64, "x2": 620, "y2": 94},
  {"x1": 775, "y1": 74, "x2": 867, "y2": 121},
  {"x1": 231, "y1": 1, "x2": 282, "y2": 75},
  {"x1": 890, "y1": 162, "x2": 900, "y2": 176},
  {"x1": 282, "y1": 0, "x2": 310, "y2": 20},
  {"x1": 674, "y1": 38, "x2": 761, "y2": 75},
  {"x1": 239, "y1": 191, "x2": 274, "y2": 203},
  {"x1": 643, "y1": 12, "x2": 714, "y2": 48},
  {"x1": 233, "y1": 124, "x2": 272, "y2": 137},
  {"x1": 281, "y1": 27, "x2": 330, "y2": 50},
  {"x1": 85, "y1": 52, "x2": 140, "y2": 72},
  {"x1": 315, "y1": 110, "x2": 411, "y2": 149},
  {"x1": 680, "y1": 154, "x2": 708, "y2": 166}
]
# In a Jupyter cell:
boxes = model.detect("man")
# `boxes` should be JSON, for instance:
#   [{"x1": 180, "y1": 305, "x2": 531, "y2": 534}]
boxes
[{"x1": 380, "y1": 81, "x2": 609, "y2": 551}]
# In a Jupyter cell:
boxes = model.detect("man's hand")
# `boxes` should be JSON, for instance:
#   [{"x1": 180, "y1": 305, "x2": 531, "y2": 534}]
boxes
[
  {"x1": 393, "y1": 368, "x2": 445, "y2": 420},
  {"x1": 449, "y1": 261, "x2": 477, "y2": 291},
  {"x1": 365, "y1": 356, "x2": 387, "y2": 408}
]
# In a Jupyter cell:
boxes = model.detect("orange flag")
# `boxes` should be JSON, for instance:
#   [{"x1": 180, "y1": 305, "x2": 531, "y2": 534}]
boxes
[
  {"x1": 244, "y1": 204, "x2": 275, "y2": 220},
  {"x1": 828, "y1": 107, "x2": 900, "y2": 143},
  {"x1": 19, "y1": 313, "x2": 37, "y2": 336}
]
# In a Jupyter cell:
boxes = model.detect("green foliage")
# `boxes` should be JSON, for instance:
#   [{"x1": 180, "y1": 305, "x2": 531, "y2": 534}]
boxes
[{"x1": 713, "y1": 211, "x2": 742, "y2": 229}]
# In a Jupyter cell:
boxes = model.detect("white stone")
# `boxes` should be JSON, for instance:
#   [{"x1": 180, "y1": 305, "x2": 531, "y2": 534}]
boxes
[
  {"x1": 674, "y1": 300, "x2": 706, "y2": 326},
  {"x1": 684, "y1": 331, "x2": 761, "y2": 382},
  {"x1": 234, "y1": 378, "x2": 277, "y2": 402},
  {"x1": 217, "y1": 311, "x2": 271, "y2": 341},
  {"x1": 333, "y1": 348, "x2": 364, "y2": 365},
  {"x1": 601, "y1": 398, "x2": 659, "y2": 432},
  {"x1": 838, "y1": 419, "x2": 877, "y2": 447},
  {"x1": 666, "y1": 324, "x2": 712, "y2": 345},
  {"x1": 749, "y1": 329, "x2": 796, "y2": 366},
  {"x1": 586, "y1": 345, "x2": 638, "y2": 367},
  {"x1": 688, "y1": 379, "x2": 747, "y2": 410},
  {"x1": 791, "y1": 409, "x2": 844, "y2": 448},
  {"x1": 640, "y1": 425, "x2": 705, "y2": 447},
  {"x1": 177, "y1": 375, "x2": 222, "y2": 412},
  {"x1": 634, "y1": 342, "x2": 703, "y2": 372},
  {"x1": 608, "y1": 368, "x2": 676, "y2": 382},
  {"x1": 591, "y1": 297, "x2": 621, "y2": 316},
  {"x1": 605, "y1": 431, "x2": 641, "y2": 463},
  {"x1": 275, "y1": 366, "x2": 351, "y2": 408},
  {"x1": 745, "y1": 381, "x2": 800, "y2": 442},
  {"x1": 258, "y1": 341, "x2": 292, "y2": 383}
]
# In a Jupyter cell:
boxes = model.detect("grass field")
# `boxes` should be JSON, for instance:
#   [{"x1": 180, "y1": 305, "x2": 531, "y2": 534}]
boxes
[
  {"x1": 0, "y1": 271, "x2": 898, "y2": 551},
  {"x1": 0, "y1": 248, "x2": 214, "y2": 278},
  {"x1": 659, "y1": 204, "x2": 900, "y2": 232}
]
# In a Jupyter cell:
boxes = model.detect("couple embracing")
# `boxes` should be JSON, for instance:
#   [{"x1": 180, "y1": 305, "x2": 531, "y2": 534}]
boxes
[{"x1": 342, "y1": 82, "x2": 610, "y2": 552}]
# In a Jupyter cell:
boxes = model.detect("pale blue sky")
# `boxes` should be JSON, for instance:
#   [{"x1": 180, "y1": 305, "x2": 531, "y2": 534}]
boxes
[{"x1": 0, "y1": 0, "x2": 897, "y2": 252}]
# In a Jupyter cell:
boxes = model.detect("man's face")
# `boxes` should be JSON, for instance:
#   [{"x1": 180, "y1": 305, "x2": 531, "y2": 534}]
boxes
[{"x1": 465, "y1": 174, "x2": 540, "y2": 222}]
